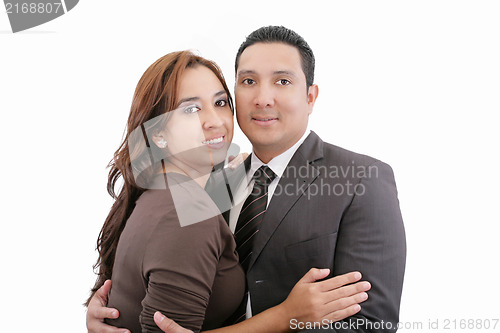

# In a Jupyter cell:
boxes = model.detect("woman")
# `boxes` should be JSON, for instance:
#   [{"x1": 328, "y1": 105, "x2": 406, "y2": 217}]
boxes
[
  {"x1": 86, "y1": 50, "x2": 244, "y2": 332},
  {"x1": 86, "y1": 51, "x2": 367, "y2": 333}
]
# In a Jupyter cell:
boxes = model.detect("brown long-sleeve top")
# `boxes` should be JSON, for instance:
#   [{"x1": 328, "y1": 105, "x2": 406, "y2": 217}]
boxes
[{"x1": 105, "y1": 173, "x2": 245, "y2": 333}]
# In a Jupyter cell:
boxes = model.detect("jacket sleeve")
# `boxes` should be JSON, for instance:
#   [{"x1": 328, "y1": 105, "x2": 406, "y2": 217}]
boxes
[{"x1": 305, "y1": 161, "x2": 406, "y2": 332}]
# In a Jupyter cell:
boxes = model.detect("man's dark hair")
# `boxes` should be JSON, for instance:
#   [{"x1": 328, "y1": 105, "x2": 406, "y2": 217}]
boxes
[{"x1": 235, "y1": 26, "x2": 315, "y2": 88}]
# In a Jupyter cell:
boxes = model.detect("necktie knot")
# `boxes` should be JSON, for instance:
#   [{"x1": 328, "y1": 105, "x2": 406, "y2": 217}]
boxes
[{"x1": 253, "y1": 165, "x2": 276, "y2": 187}]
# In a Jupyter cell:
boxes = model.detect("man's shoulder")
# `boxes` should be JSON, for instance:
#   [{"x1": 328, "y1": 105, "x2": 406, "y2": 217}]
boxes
[
  {"x1": 322, "y1": 141, "x2": 382, "y2": 167},
  {"x1": 299, "y1": 131, "x2": 386, "y2": 168},
  {"x1": 298, "y1": 133, "x2": 398, "y2": 188}
]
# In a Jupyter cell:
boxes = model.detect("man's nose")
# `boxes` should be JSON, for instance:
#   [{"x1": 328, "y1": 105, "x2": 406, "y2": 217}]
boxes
[{"x1": 253, "y1": 84, "x2": 275, "y2": 108}]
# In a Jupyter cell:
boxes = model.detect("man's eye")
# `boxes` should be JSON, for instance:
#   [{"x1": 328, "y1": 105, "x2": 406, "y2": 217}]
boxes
[
  {"x1": 242, "y1": 78, "x2": 255, "y2": 85},
  {"x1": 183, "y1": 105, "x2": 201, "y2": 114},
  {"x1": 215, "y1": 99, "x2": 227, "y2": 107},
  {"x1": 277, "y1": 79, "x2": 291, "y2": 85}
]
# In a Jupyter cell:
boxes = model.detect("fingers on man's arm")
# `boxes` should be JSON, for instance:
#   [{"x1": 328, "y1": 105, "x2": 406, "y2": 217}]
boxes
[
  {"x1": 321, "y1": 283, "x2": 370, "y2": 321},
  {"x1": 316, "y1": 271, "x2": 362, "y2": 291},
  {"x1": 298, "y1": 268, "x2": 331, "y2": 284},
  {"x1": 313, "y1": 275, "x2": 370, "y2": 322}
]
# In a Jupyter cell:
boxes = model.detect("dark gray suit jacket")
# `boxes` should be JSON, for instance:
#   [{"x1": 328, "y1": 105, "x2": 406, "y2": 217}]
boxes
[{"x1": 207, "y1": 131, "x2": 406, "y2": 332}]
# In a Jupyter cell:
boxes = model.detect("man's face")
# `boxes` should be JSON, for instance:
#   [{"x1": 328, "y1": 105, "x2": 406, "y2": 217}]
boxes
[{"x1": 235, "y1": 42, "x2": 318, "y2": 161}]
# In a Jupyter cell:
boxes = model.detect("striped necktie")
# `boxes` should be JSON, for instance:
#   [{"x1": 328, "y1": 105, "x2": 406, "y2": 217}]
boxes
[{"x1": 234, "y1": 165, "x2": 277, "y2": 272}]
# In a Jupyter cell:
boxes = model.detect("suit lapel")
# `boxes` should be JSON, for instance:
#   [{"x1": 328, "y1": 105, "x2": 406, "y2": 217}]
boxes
[{"x1": 247, "y1": 132, "x2": 324, "y2": 271}]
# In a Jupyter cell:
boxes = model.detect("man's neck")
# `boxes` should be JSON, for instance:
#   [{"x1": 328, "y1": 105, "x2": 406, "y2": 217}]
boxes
[
  {"x1": 252, "y1": 149, "x2": 284, "y2": 164},
  {"x1": 252, "y1": 130, "x2": 310, "y2": 164}
]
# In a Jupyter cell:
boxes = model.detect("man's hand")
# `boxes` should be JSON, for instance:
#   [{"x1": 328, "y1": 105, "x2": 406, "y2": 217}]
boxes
[
  {"x1": 280, "y1": 269, "x2": 371, "y2": 326},
  {"x1": 86, "y1": 280, "x2": 130, "y2": 333},
  {"x1": 154, "y1": 312, "x2": 194, "y2": 333}
]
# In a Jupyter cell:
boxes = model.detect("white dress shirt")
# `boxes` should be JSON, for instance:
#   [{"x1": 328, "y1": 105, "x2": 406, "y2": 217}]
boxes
[{"x1": 228, "y1": 130, "x2": 311, "y2": 318}]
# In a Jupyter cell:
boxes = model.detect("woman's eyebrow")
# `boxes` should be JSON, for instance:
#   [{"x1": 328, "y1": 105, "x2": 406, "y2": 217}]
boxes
[
  {"x1": 214, "y1": 90, "x2": 227, "y2": 98},
  {"x1": 177, "y1": 90, "x2": 226, "y2": 107},
  {"x1": 177, "y1": 96, "x2": 200, "y2": 107}
]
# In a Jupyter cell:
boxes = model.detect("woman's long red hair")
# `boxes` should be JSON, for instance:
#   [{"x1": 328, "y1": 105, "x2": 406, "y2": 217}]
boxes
[{"x1": 85, "y1": 51, "x2": 233, "y2": 306}]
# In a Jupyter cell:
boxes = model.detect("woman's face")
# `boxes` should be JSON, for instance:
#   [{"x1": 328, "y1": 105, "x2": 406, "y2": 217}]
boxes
[{"x1": 160, "y1": 65, "x2": 234, "y2": 171}]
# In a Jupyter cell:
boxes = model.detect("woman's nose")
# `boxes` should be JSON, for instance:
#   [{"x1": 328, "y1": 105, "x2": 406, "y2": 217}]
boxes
[{"x1": 202, "y1": 105, "x2": 224, "y2": 129}]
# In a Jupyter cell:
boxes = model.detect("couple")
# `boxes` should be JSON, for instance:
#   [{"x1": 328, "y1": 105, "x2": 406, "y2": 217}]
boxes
[{"x1": 86, "y1": 26, "x2": 406, "y2": 332}]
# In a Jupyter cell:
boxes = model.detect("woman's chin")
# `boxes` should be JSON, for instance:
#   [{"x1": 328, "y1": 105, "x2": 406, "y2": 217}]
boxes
[{"x1": 210, "y1": 147, "x2": 229, "y2": 165}]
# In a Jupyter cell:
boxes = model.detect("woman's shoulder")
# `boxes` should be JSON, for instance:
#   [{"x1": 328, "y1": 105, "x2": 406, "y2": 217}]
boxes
[
  {"x1": 133, "y1": 185, "x2": 176, "y2": 223},
  {"x1": 133, "y1": 173, "x2": 211, "y2": 217},
  {"x1": 135, "y1": 173, "x2": 229, "y2": 240},
  {"x1": 141, "y1": 203, "x2": 231, "y2": 275},
  {"x1": 164, "y1": 173, "x2": 224, "y2": 228}
]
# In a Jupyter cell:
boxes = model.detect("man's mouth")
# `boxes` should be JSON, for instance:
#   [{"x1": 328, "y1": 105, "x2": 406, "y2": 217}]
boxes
[{"x1": 252, "y1": 116, "x2": 278, "y2": 125}]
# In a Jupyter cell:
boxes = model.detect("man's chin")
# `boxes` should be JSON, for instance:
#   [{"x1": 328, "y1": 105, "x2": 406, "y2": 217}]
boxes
[{"x1": 247, "y1": 134, "x2": 281, "y2": 148}]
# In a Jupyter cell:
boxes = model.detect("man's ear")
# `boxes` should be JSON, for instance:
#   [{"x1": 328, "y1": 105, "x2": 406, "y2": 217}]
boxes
[{"x1": 307, "y1": 84, "x2": 319, "y2": 114}]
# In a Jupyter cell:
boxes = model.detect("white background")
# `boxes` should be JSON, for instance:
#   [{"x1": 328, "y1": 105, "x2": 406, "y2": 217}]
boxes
[{"x1": 1, "y1": 1, "x2": 499, "y2": 332}]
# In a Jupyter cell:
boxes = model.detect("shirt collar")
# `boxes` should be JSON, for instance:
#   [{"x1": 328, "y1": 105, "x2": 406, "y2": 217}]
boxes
[{"x1": 248, "y1": 129, "x2": 311, "y2": 180}]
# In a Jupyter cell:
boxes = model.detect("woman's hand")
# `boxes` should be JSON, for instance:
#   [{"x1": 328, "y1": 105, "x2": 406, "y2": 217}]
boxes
[
  {"x1": 278, "y1": 268, "x2": 371, "y2": 327},
  {"x1": 151, "y1": 269, "x2": 371, "y2": 333}
]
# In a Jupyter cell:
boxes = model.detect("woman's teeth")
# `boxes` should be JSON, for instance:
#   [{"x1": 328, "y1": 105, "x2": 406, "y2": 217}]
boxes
[{"x1": 203, "y1": 136, "x2": 223, "y2": 144}]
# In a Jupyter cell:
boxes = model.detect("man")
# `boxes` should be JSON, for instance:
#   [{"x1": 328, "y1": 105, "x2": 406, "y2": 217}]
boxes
[{"x1": 87, "y1": 26, "x2": 406, "y2": 332}]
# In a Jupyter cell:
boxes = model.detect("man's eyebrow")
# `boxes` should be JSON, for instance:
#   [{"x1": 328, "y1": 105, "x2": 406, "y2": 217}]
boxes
[
  {"x1": 236, "y1": 70, "x2": 297, "y2": 77},
  {"x1": 274, "y1": 70, "x2": 297, "y2": 77},
  {"x1": 236, "y1": 70, "x2": 256, "y2": 77}
]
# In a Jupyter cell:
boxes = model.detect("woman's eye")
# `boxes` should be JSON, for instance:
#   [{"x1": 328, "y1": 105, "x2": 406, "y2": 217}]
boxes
[
  {"x1": 215, "y1": 99, "x2": 227, "y2": 107},
  {"x1": 242, "y1": 78, "x2": 255, "y2": 85},
  {"x1": 183, "y1": 105, "x2": 201, "y2": 114},
  {"x1": 277, "y1": 79, "x2": 291, "y2": 85}
]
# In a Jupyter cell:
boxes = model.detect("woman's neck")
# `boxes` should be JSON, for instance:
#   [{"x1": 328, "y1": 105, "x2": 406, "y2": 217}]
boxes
[{"x1": 161, "y1": 161, "x2": 211, "y2": 188}]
